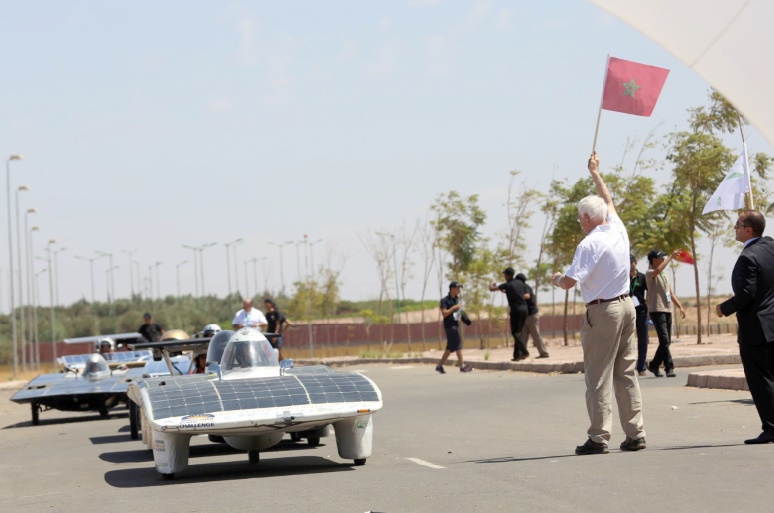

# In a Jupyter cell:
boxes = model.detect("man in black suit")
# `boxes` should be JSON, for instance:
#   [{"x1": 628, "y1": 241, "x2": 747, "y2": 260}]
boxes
[{"x1": 716, "y1": 210, "x2": 774, "y2": 444}]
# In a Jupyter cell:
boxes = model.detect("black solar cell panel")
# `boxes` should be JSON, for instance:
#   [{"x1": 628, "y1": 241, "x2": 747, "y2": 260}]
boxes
[{"x1": 146, "y1": 373, "x2": 379, "y2": 420}]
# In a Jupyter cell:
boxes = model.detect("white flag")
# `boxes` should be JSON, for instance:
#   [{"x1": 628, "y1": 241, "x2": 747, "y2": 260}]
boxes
[{"x1": 702, "y1": 144, "x2": 751, "y2": 215}]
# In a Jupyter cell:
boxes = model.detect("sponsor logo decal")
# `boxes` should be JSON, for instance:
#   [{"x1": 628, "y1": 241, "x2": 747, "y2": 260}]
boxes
[
  {"x1": 153, "y1": 439, "x2": 166, "y2": 452},
  {"x1": 180, "y1": 413, "x2": 215, "y2": 429}
]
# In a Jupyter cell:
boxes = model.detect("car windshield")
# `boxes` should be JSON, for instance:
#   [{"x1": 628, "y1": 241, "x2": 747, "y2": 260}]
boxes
[
  {"x1": 220, "y1": 339, "x2": 277, "y2": 371},
  {"x1": 84, "y1": 354, "x2": 109, "y2": 375}
]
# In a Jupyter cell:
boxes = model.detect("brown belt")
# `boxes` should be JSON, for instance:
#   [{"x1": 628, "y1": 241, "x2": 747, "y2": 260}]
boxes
[{"x1": 586, "y1": 294, "x2": 629, "y2": 307}]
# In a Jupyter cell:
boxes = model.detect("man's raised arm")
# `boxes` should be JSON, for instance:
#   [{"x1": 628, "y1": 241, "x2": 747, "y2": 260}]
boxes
[{"x1": 588, "y1": 152, "x2": 616, "y2": 217}]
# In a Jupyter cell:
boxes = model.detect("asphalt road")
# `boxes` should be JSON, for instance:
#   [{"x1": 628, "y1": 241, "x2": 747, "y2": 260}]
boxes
[{"x1": 1, "y1": 364, "x2": 771, "y2": 513}]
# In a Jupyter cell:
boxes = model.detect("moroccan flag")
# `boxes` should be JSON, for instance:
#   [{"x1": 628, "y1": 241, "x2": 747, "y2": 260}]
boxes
[
  {"x1": 674, "y1": 250, "x2": 695, "y2": 265},
  {"x1": 601, "y1": 57, "x2": 670, "y2": 116}
]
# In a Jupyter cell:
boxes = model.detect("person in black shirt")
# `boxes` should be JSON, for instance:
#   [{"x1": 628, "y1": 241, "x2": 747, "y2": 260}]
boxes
[
  {"x1": 515, "y1": 273, "x2": 549, "y2": 358},
  {"x1": 138, "y1": 312, "x2": 164, "y2": 342},
  {"x1": 630, "y1": 255, "x2": 649, "y2": 376},
  {"x1": 490, "y1": 267, "x2": 530, "y2": 361},
  {"x1": 436, "y1": 281, "x2": 473, "y2": 374},
  {"x1": 264, "y1": 298, "x2": 290, "y2": 361}
]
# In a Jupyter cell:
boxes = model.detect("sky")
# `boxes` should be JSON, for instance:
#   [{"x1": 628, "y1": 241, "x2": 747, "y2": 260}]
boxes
[{"x1": 1, "y1": 0, "x2": 771, "y2": 312}]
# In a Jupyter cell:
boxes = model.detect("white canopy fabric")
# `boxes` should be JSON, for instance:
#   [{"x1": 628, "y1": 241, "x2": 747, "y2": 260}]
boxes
[{"x1": 589, "y1": 0, "x2": 774, "y2": 145}]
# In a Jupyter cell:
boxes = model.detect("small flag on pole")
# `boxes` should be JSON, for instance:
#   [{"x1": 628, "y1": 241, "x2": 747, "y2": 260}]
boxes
[
  {"x1": 702, "y1": 145, "x2": 751, "y2": 215},
  {"x1": 674, "y1": 250, "x2": 695, "y2": 265},
  {"x1": 601, "y1": 57, "x2": 670, "y2": 117}
]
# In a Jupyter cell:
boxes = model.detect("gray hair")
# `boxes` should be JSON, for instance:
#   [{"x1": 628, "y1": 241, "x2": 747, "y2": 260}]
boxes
[{"x1": 577, "y1": 195, "x2": 607, "y2": 223}]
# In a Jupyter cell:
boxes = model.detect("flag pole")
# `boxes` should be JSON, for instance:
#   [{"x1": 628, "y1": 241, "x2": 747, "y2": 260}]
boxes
[
  {"x1": 591, "y1": 55, "x2": 610, "y2": 153},
  {"x1": 738, "y1": 112, "x2": 754, "y2": 210}
]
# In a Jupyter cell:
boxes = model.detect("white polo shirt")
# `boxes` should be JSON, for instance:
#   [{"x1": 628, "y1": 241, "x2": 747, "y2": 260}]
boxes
[
  {"x1": 565, "y1": 213, "x2": 630, "y2": 303},
  {"x1": 232, "y1": 308, "x2": 268, "y2": 330}
]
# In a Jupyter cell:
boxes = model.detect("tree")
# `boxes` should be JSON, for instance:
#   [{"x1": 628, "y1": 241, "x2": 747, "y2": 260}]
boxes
[{"x1": 430, "y1": 191, "x2": 487, "y2": 279}]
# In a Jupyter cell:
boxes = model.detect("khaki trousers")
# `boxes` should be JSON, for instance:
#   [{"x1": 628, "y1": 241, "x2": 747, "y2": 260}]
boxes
[
  {"x1": 581, "y1": 297, "x2": 645, "y2": 443},
  {"x1": 520, "y1": 313, "x2": 549, "y2": 356}
]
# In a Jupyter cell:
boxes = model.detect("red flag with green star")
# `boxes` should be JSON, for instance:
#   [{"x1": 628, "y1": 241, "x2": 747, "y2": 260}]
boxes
[{"x1": 601, "y1": 57, "x2": 670, "y2": 116}]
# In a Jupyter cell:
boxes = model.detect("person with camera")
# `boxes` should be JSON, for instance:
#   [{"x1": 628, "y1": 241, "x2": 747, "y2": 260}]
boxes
[{"x1": 436, "y1": 281, "x2": 473, "y2": 374}]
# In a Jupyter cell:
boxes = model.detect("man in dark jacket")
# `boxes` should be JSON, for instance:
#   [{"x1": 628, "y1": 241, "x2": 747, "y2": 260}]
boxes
[
  {"x1": 717, "y1": 210, "x2": 774, "y2": 444},
  {"x1": 490, "y1": 267, "x2": 530, "y2": 361}
]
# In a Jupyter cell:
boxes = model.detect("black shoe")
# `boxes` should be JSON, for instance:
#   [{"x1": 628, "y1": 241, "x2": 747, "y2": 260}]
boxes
[
  {"x1": 637, "y1": 370, "x2": 647, "y2": 377},
  {"x1": 537, "y1": 354, "x2": 549, "y2": 359},
  {"x1": 648, "y1": 363, "x2": 663, "y2": 377},
  {"x1": 744, "y1": 432, "x2": 774, "y2": 444},
  {"x1": 666, "y1": 369, "x2": 676, "y2": 378},
  {"x1": 619, "y1": 437, "x2": 646, "y2": 451},
  {"x1": 460, "y1": 364, "x2": 473, "y2": 373},
  {"x1": 575, "y1": 438, "x2": 608, "y2": 455},
  {"x1": 435, "y1": 364, "x2": 446, "y2": 374}
]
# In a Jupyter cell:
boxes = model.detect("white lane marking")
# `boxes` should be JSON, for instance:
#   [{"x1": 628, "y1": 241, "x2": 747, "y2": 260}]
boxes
[
  {"x1": 406, "y1": 457, "x2": 445, "y2": 469},
  {"x1": 348, "y1": 369, "x2": 367, "y2": 373},
  {"x1": 390, "y1": 366, "x2": 415, "y2": 370}
]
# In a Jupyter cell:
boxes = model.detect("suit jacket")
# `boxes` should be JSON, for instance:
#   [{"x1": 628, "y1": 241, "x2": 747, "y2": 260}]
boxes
[{"x1": 719, "y1": 236, "x2": 774, "y2": 346}]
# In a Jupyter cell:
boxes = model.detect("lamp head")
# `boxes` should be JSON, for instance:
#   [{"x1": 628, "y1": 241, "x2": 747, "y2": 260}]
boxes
[{"x1": 8, "y1": 154, "x2": 23, "y2": 161}]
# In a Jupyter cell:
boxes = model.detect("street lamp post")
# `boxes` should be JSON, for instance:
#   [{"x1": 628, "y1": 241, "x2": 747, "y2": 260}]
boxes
[
  {"x1": 233, "y1": 239, "x2": 244, "y2": 295},
  {"x1": 268, "y1": 241, "x2": 294, "y2": 294},
  {"x1": 153, "y1": 262, "x2": 162, "y2": 299},
  {"x1": 176, "y1": 260, "x2": 188, "y2": 299},
  {"x1": 29, "y1": 226, "x2": 40, "y2": 369},
  {"x1": 15, "y1": 185, "x2": 29, "y2": 374},
  {"x1": 52, "y1": 247, "x2": 66, "y2": 306},
  {"x1": 182, "y1": 244, "x2": 199, "y2": 296},
  {"x1": 121, "y1": 249, "x2": 137, "y2": 297},
  {"x1": 46, "y1": 239, "x2": 57, "y2": 368},
  {"x1": 224, "y1": 238, "x2": 243, "y2": 295},
  {"x1": 6, "y1": 154, "x2": 23, "y2": 378},
  {"x1": 33, "y1": 267, "x2": 46, "y2": 371},
  {"x1": 23, "y1": 209, "x2": 37, "y2": 372},
  {"x1": 106, "y1": 265, "x2": 120, "y2": 330},
  {"x1": 74, "y1": 255, "x2": 100, "y2": 303},
  {"x1": 96, "y1": 251, "x2": 115, "y2": 303},
  {"x1": 199, "y1": 242, "x2": 217, "y2": 297}
]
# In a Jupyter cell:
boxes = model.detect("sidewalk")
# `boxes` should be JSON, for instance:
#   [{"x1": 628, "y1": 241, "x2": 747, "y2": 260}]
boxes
[{"x1": 300, "y1": 332, "x2": 748, "y2": 391}]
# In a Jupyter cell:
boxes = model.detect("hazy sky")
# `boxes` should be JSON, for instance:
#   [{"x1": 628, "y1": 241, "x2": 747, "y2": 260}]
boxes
[{"x1": 2, "y1": 0, "x2": 771, "y2": 311}]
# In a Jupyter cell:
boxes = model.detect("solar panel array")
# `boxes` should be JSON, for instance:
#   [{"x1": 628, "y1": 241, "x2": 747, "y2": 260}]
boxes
[
  {"x1": 60, "y1": 350, "x2": 152, "y2": 366},
  {"x1": 147, "y1": 373, "x2": 379, "y2": 420}
]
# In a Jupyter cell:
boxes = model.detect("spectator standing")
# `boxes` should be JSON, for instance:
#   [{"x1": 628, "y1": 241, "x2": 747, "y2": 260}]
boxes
[
  {"x1": 232, "y1": 298, "x2": 268, "y2": 331},
  {"x1": 138, "y1": 313, "x2": 164, "y2": 342},
  {"x1": 551, "y1": 152, "x2": 645, "y2": 455},
  {"x1": 716, "y1": 210, "x2": 774, "y2": 444},
  {"x1": 630, "y1": 255, "x2": 649, "y2": 376},
  {"x1": 645, "y1": 249, "x2": 686, "y2": 378},
  {"x1": 515, "y1": 273, "x2": 549, "y2": 358},
  {"x1": 264, "y1": 298, "x2": 291, "y2": 361},
  {"x1": 435, "y1": 281, "x2": 473, "y2": 374},
  {"x1": 489, "y1": 267, "x2": 530, "y2": 361}
]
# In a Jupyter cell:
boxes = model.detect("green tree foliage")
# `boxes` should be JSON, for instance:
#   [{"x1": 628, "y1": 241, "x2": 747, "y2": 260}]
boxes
[{"x1": 430, "y1": 191, "x2": 487, "y2": 278}]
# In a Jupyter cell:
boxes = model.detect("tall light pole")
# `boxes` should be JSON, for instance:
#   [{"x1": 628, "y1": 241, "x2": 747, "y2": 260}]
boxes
[
  {"x1": 52, "y1": 247, "x2": 66, "y2": 306},
  {"x1": 95, "y1": 250, "x2": 114, "y2": 303},
  {"x1": 74, "y1": 255, "x2": 101, "y2": 303},
  {"x1": 23, "y1": 209, "x2": 37, "y2": 372},
  {"x1": 153, "y1": 261, "x2": 162, "y2": 299},
  {"x1": 308, "y1": 238, "x2": 323, "y2": 276},
  {"x1": 15, "y1": 185, "x2": 29, "y2": 374},
  {"x1": 224, "y1": 238, "x2": 243, "y2": 295},
  {"x1": 107, "y1": 265, "x2": 120, "y2": 330},
  {"x1": 29, "y1": 226, "x2": 40, "y2": 369},
  {"x1": 268, "y1": 241, "x2": 294, "y2": 294},
  {"x1": 182, "y1": 244, "x2": 199, "y2": 296},
  {"x1": 33, "y1": 267, "x2": 46, "y2": 371},
  {"x1": 46, "y1": 239, "x2": 57, "y2": 368},
  {"x1": 175, "y1": 260, "x2": 188, "y2": 299},
  {"x1": 122, "y1": 249, "x2": 137, "y2": 297},
  {"x1": 233, "y1": 239, "x2": 244, "y2": 295},
  {"x1": 199, "y1": 242, "x2": 217, "y2": 297},
  {"x1": 6, "y1": 154, "x2": 23, "y2": 378}
]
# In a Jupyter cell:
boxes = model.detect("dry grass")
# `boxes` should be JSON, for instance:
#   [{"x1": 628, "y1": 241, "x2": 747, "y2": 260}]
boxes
[{"x1": 0, "y1": 363, "x2": 57, "y2": 383}]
